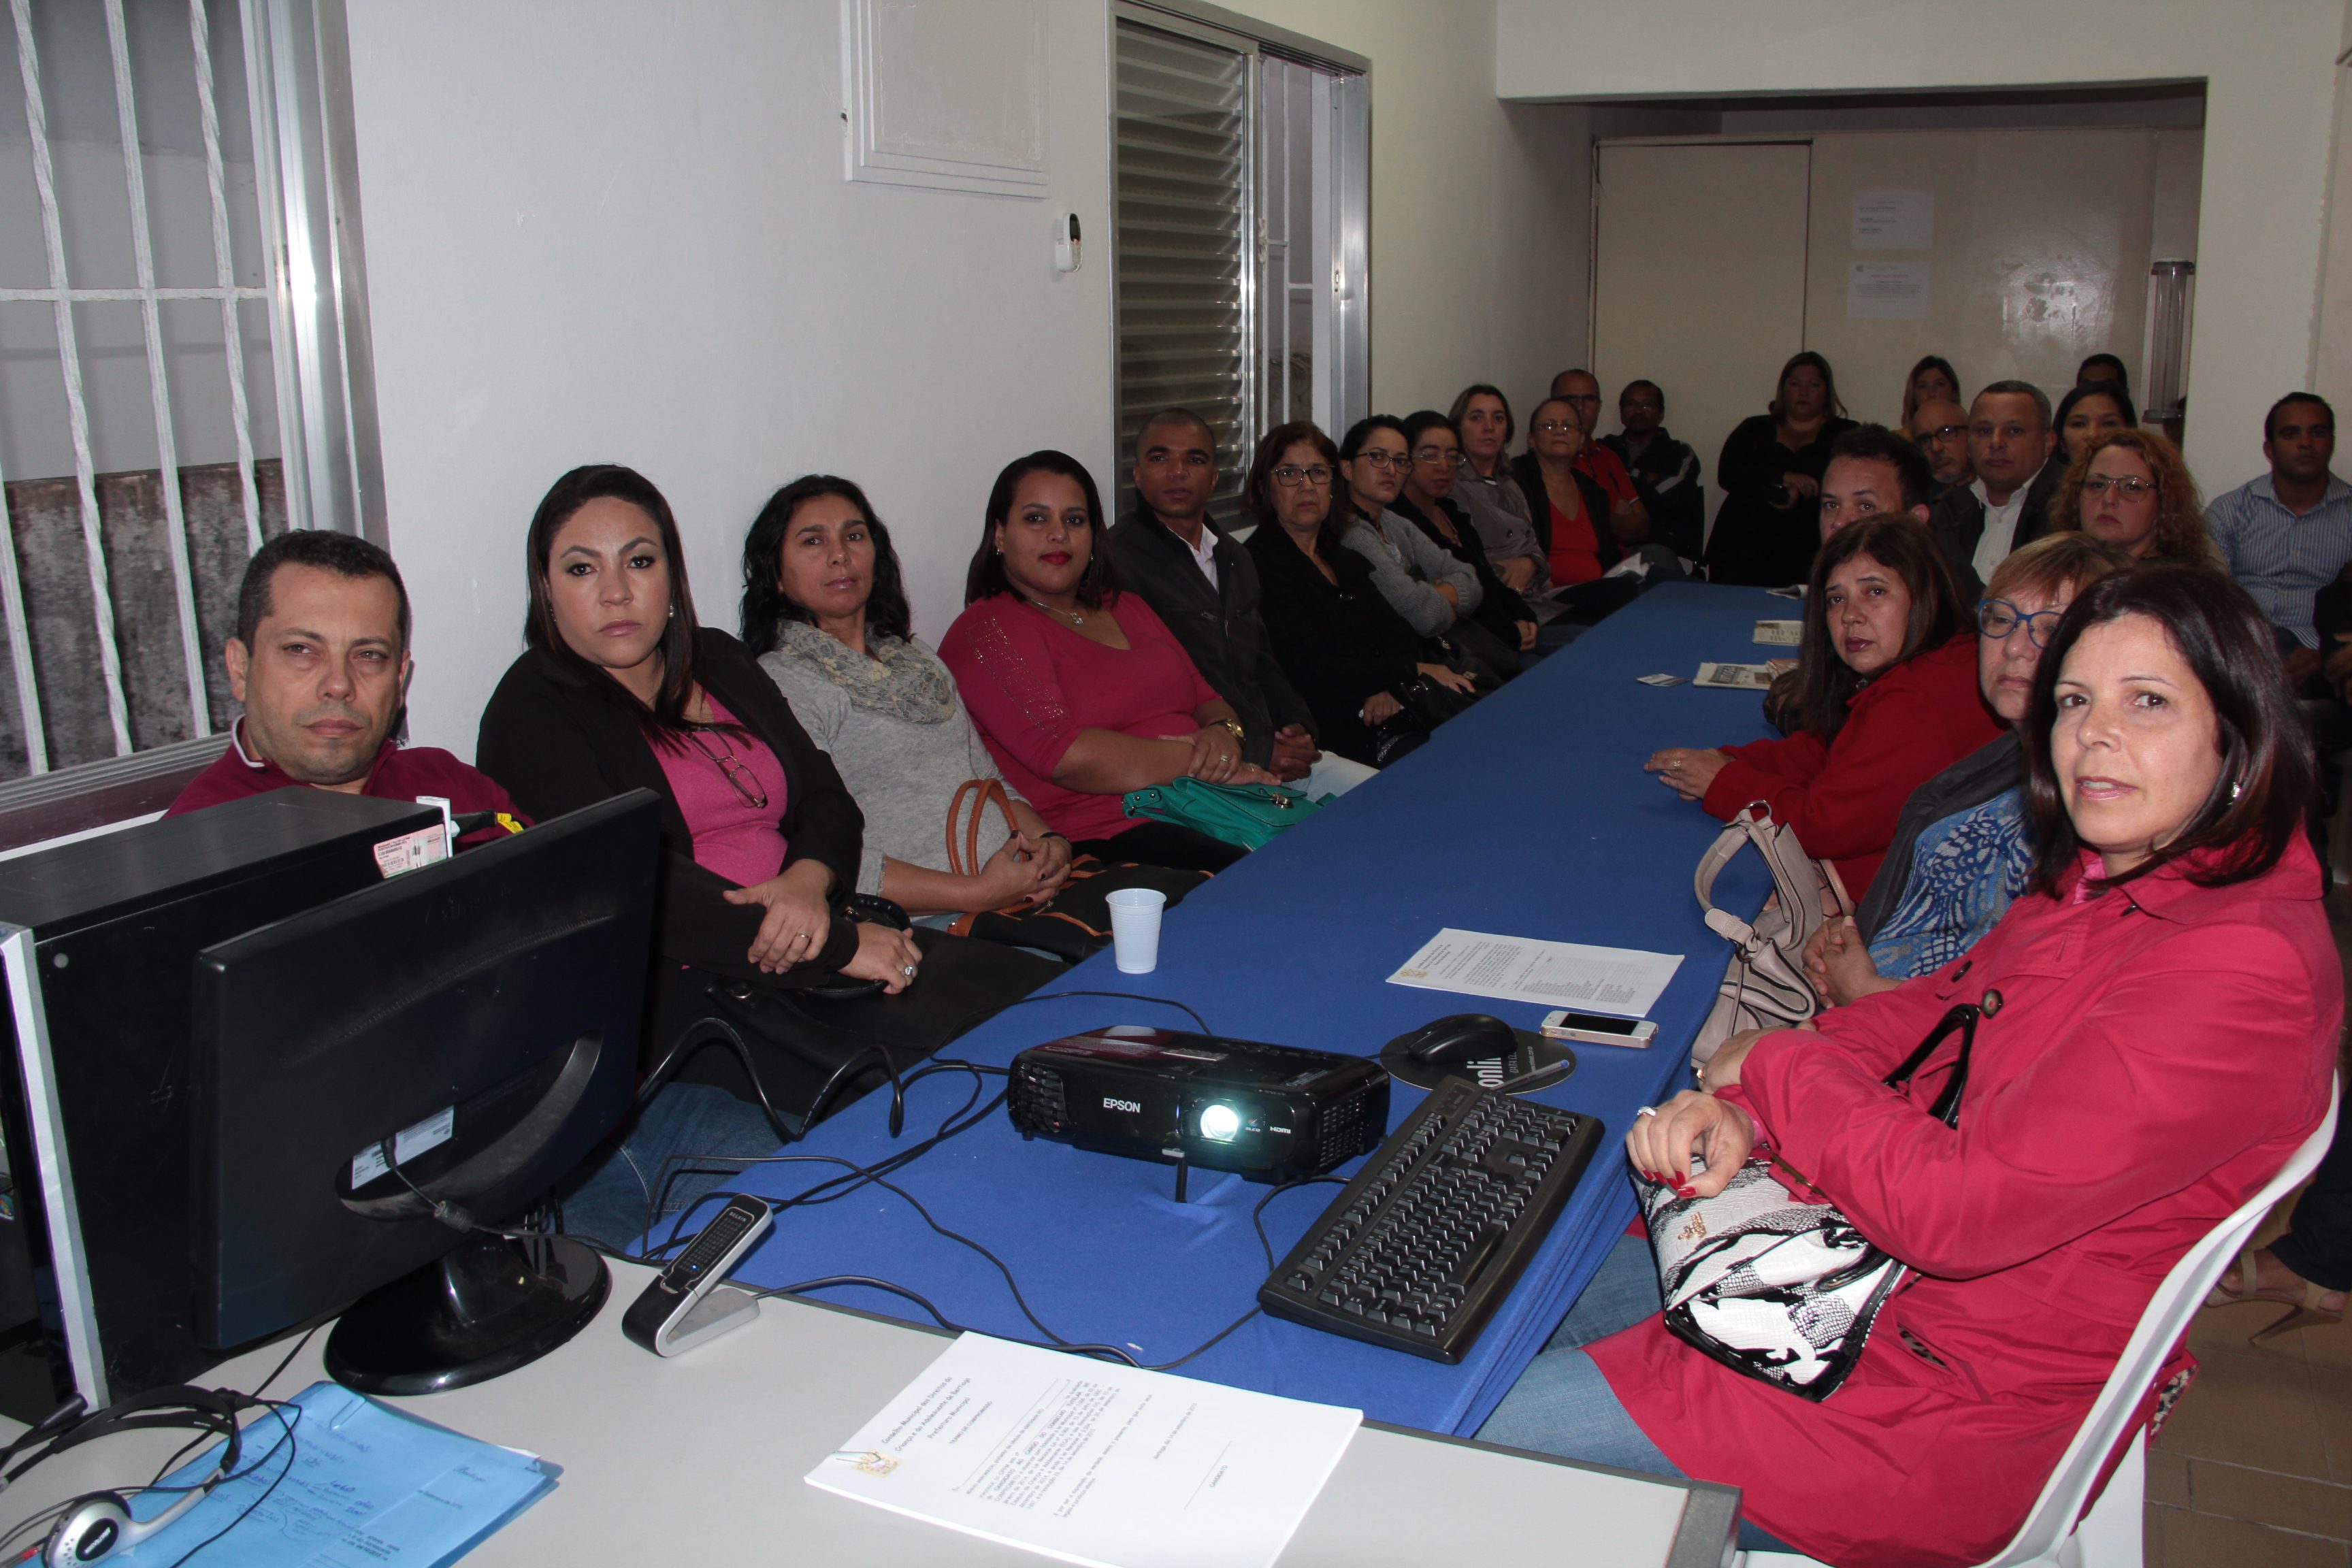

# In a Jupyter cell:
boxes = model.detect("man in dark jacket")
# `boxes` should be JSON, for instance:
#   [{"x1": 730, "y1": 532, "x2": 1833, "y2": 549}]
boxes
[
  {"x1": 1105, "y1": 410, "x2": 1371, "y2": 795},
  {"x1": 1599, "y1": 379, "x2": 1703, "y2": 561},
  {"x1": 1926, "y1": 380, "x2": 2061, "y2": 599}
]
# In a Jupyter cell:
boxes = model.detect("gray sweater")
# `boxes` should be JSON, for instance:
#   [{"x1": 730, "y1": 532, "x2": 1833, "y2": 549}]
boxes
[
  {"x1": 1340, "y1": 511, "x2": 1480, "y2": 636},
  {"x1": 759, "y1": 638, "x2": 1017, "y2": 896}
]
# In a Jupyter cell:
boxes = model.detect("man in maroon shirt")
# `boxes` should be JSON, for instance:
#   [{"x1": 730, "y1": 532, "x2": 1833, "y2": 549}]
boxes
[{"x1": 168, "y1": 530, "x2": 522, "y2": 844}]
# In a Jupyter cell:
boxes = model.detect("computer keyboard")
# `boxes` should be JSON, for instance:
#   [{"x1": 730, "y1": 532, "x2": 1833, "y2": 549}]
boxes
[{"x1": 1258, "y1": 1077, "x2": 1602, "y2": 1364}]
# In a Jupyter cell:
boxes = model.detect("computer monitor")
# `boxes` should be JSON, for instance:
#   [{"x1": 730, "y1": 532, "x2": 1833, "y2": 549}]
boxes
[
  {"x1": 0, "y1": 791, "x2": 446, "y2": 1414},
  {"x1": 189, "y1": 791, "x2": 661, "y2": 1395}
]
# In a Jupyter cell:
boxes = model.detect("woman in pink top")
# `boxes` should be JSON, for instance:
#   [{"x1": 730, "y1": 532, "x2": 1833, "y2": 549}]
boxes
[{"x1": 941, "y1": 451, "x2": 1271, "y2": 874}]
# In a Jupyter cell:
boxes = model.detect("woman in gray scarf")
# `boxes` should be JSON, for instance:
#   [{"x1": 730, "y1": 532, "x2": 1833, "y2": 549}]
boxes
[{"x1": 741, "y1": 476, "x2": 1073, "y2": 916}]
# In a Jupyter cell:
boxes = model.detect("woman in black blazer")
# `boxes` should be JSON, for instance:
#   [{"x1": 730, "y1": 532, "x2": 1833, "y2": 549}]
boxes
[
  {"x1": 1243, "y1": 421, "x2": 1477, "y2": 764},
  {"x1": 476, "y1": 465, "x2": 921, "y2": 1011}
]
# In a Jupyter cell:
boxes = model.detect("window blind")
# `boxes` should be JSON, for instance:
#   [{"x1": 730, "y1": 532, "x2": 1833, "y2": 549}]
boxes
[{"x1": 1113, "y1": 18, "x2": 1249, "y2": 512}]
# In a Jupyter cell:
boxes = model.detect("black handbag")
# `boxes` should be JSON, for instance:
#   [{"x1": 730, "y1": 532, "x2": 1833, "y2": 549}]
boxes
[
  {"x1": 1370, "y1": 673, "x2": 1478, "y2": 766},
  {"x1": 1636, "y1": 1000, "x2": 1982, "y2": 1400},
  {"x1": 650, "y1": 896, "x2": 1063, "y2": 1131}
]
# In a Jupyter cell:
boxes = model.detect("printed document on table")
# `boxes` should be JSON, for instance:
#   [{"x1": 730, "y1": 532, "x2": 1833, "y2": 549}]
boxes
[
  {"x1": 808, "y1": 1333, "x2": 1360, "y2": 1568},
  {"x1": 1388, "y1": 928, "x2": 1684, "y2": 1017}
]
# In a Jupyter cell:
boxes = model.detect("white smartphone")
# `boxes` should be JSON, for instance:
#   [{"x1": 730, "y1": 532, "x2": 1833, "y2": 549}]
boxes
[{"x1": 1541, "y1": 1010, "x2": 1659, "y2": 1048}]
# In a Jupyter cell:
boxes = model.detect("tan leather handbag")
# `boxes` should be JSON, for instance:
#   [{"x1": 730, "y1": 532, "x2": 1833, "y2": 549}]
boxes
[{"x1": 1688, "y1": 802, "x2": 1850, "y2": 1068}]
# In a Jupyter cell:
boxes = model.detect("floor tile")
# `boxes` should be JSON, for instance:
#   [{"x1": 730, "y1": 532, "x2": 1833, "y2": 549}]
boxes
[
  {"x1": 2310, "y1": 1367, "x2": 2352, "y2": 1484},
  {"x1": 2160, "y1": 1347, "x2": 2330, "y2": 1480},
  {"x1": 2149, "y1": 1446, "x2": 2191, "y2": 1507},
  {"x1": 2157, "y1": 1509, "x2": 2347, "y2": 1568},
  {"x1": 2187, "y1": 1458, "x2": 2352, "y2": 1539}
]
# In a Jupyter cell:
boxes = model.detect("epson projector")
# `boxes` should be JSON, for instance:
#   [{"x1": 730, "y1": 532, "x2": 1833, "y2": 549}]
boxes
[{"x1": 1007, "y1": 1026, "x2": 1390, "y2": 1185}]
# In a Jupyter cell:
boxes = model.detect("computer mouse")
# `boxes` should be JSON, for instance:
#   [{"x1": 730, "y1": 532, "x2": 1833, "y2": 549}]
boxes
[{"x1": 1399, "y1": 1013, "x2": 1521, "y2": 1067}]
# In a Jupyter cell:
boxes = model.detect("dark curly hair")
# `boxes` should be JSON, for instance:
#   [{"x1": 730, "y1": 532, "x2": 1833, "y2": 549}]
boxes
[
  {"x1": 738, "y1": 475, "x2": 911, "y2": 654},
  {"x1": 2023, "y1": 564, "x2": 2315, "y2": 894}
]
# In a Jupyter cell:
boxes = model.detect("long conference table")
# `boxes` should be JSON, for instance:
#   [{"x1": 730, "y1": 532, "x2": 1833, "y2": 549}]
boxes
[{"x1": 699, "y1": 581, "x2": 1786, "y2": 1438}]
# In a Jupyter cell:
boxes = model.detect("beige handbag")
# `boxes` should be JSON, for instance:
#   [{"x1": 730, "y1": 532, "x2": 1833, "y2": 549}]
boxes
[{"x1": 1689, "y1": 802, "x2": 1850, "y2": 1068}]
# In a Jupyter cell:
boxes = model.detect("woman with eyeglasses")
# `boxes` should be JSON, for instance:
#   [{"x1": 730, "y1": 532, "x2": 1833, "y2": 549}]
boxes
[
  {"x1": 1803, "y1": 533, "x2": 2134, "y2": 1006},
  {"x1": 1335, "y1": 415, "x2": 1518, "y2": 685},
  {"x1": 480, "y1": 464, "x2": 922, "y2": 1009},
  {"x1": 1388, "y1": 410, "x2": 1539, "y2": 658},
  {"x1": 2049, "y1": 427, "x2": 2217, "y2": 565},
  {"x1": 1646, "y1": 517, "x2": 2002, "y2": 900},
  {"x1": 1511, "y1": 395, "x2": 1648, "y2": 628},
  {"x1": 938, "y1": 451, "x2": 1261, "y2": 877},
  {"x1": 1705, "y1": 350, "x2": 1860, "y2": 587},
  {"x1": 1243, "y1": 421, "x2": 1477, "y2": 766}
]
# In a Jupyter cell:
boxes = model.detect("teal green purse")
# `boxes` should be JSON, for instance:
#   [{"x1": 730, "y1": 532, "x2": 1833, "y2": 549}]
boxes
[{"x1": 1121, "y1": 778, "x2": 1324, "y2": 851}]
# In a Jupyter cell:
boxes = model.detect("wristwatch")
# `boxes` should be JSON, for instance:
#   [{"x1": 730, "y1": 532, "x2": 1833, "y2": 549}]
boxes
[{"x1": 1213, "y1": 719, "x2": 1245, "y2": 746}]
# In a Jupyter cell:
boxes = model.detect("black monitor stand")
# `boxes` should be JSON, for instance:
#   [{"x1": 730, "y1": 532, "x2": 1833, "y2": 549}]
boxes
[{"x1": 325, "y1": 1234, "x2": 609, "y2": 1396}]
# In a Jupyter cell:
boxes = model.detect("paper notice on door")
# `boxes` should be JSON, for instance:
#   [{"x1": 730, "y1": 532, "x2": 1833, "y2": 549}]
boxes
[
  {"x1": 808, "y1": 1334, "x2": 1360, "y2": 1568},
  {"x1": 1388, "y1": 929, "x2": 1682, "y2": 1017},
  {"x1": 1848, "y1": 260, "x2": 1930, "y2": 320},
  {"x1": 1852, "y1": 189, "x2": 1933, "y2": 249}
]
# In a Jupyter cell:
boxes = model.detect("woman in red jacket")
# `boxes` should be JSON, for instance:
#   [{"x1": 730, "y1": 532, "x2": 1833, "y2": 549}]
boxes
[
  {"x1": 1484, "y1": 565, "x2": 2339, "y2": 1565},
  {"x1": 1647, "y1": 516, "x2": 2001, "y2": 898}
]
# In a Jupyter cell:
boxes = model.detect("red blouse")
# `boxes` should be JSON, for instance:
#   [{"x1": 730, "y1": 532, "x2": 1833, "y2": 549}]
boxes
[
  {"x1": 1547, "y1": 498, "x2": 1603, "y2": 586},
  {"x1": 939, "y1": 593, "x2": 1222, "y2": 843}
]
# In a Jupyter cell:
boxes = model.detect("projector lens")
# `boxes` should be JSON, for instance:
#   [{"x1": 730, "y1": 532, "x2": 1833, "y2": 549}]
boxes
[{"x1": 1198, "y1": 1102, "x2": 1243, "y2": 1143}]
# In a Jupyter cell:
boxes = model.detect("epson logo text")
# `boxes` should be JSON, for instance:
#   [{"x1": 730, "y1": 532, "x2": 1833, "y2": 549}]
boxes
[{"x1": 1102, "y1": 1096, "x2": 1143, "y2": 1113}]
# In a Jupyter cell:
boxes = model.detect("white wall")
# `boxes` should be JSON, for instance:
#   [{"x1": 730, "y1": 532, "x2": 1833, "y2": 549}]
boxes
[
  {"x1": 344, "y1": 0, "x2": 1597, "y2": 756},
  {"x1": 342, "y1": 0, "x2": 1116, "y2": 755},
  {"x1": 1497, "y1": 0, "x2": 2342, "y2": 502}
]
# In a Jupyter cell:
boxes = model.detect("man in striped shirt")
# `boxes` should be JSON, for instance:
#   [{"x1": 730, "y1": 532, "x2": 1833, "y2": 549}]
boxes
[{"x1": 2207, "y1": 393, "x2": 2351, "y2": 692}]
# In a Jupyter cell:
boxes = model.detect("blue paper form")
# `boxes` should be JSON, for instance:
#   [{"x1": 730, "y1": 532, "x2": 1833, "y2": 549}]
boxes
[{"x1": 109, "y1": 1380, "x2": 557, "y2": 1566}]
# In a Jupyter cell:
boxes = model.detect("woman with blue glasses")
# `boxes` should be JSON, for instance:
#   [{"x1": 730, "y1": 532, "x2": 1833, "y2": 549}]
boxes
[{"x1": 1804, "y1": 532, "x2": 2135, "y2": 1004}]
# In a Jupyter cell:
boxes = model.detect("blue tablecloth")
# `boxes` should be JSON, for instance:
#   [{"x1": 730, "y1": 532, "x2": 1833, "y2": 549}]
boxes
[{"x1": 710, "y1": 583, "x2": 1788, "y2": 1435}]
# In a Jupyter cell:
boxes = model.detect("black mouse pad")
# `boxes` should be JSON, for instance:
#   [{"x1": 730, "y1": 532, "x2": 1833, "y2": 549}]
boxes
[{"x1": 1378, "y1": 1026, "x2": 1575, "y2": 1095}]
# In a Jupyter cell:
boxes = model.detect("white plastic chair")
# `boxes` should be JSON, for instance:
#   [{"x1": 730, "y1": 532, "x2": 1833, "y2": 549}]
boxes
[{"x1": 1743, "y1": 1077, "x2": 2340, "y2": 1568}]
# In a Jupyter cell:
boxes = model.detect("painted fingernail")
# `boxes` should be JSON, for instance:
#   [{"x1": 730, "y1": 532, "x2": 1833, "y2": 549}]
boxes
[{"x1": 1676, "y1": 1185, "x2": 1697, "y2": 1199}]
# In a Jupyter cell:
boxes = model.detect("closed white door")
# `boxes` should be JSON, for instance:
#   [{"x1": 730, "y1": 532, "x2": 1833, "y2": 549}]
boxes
[{"x1": 1592, "y1": 142, "x2": 1812, "y2": 546}]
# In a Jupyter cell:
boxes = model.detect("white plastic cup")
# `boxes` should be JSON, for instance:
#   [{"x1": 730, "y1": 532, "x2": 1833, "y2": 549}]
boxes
[{"x1": 1106, "y1": 887, "x2": 1169, "y2": 974}]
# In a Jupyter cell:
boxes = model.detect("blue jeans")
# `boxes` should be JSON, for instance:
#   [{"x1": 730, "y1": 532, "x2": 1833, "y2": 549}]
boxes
[
  {"x1": 1481, "y1": 1234, "x2": 1795, "y2": 1554},
  {"x1": 553, "y1": 1082, "x2": 792, "y2": 1252}
]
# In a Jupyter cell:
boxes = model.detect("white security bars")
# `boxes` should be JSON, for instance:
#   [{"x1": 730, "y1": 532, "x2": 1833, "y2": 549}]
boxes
[{"x1": 0, "y1": 0, "x2": 371, "y2": 783}]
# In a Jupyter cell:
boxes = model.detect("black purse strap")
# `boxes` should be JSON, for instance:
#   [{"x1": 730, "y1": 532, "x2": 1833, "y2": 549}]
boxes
[{"x1": 1880, "y1": 1002, "x2": 1980, "y2": 1129}]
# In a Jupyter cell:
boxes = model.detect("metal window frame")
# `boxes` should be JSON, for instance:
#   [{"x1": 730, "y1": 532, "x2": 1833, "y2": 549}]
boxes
[
  {"x1": 0, "y1": 0, "x2": 380, "y2": 795},
  {"x1": 1107, "y1": 1, "x2": 1367, "y2": 483},
  {"x1": 245, "y1": 0, "x2": 386, "y2": 548}
]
